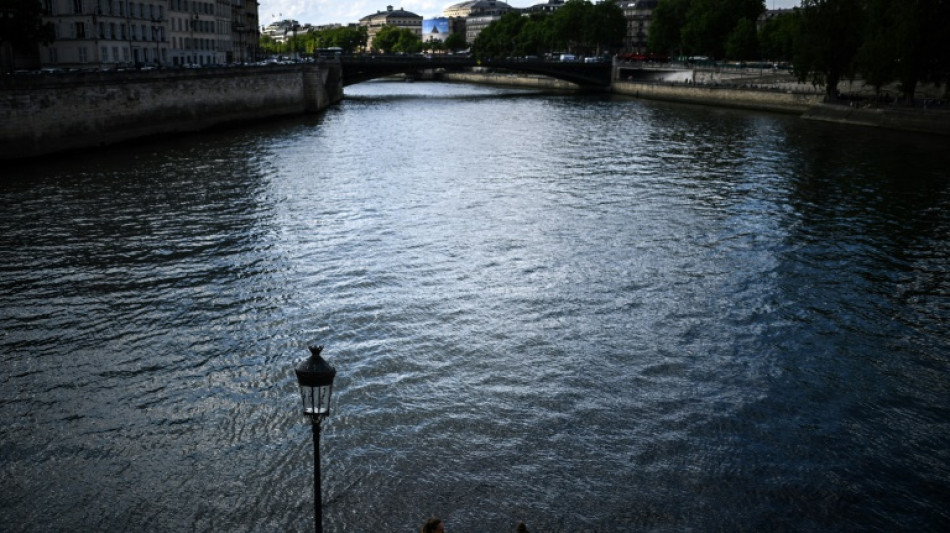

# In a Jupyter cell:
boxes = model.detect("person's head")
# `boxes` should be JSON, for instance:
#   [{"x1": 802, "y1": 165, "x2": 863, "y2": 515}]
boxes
[{"x1": 421, "y1": 517, "x2": 444, "y2": 533}]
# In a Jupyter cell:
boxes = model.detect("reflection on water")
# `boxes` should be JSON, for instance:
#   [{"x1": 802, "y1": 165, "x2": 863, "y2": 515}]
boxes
[{"x1": 1, "y1": 81, "x2": 948, "y2": 532}]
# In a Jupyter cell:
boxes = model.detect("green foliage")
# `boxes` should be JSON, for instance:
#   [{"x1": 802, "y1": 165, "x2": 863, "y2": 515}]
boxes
[
  {"x1": 373, "y1": 26, "x2": 421, "y2": 54},
  {"x1": 585, "y1": 0, "x2": 627, "y2": 54},
  {"x1": 758, "y1": 10, "x2": 800, "y2": 62},
  {"x1": 888, "y1": 0, "x2": 949, "y2": 101},
  {"x1": 443, "y1": 32, "x2": 467, "y2": 53},
  {"x1": 681, "y1": 0, "x2": 764, "y2": 59},
  {"x1": 724, "y1": 18, "x2": 759, "y2": 61},
  {"x1": 472, "y1": 0, "x2": 626, "y2": 59},
  {"x1": 259, "y1": 34, "x2": 282, "y2": 55},
  {"x1": 793, "y1": 0, "x2": 865, "y2": 98},
  {"x1": 650, "y1": 0, "x2": 762, "y2": 58},
  {"x1": 855, "y1": 0, "x2": 896, "y2": 93},
  {"x1": 648, "y1": 0, "x2": 950, "y2": 100},
  {"x1": 649, "y1": 0, "x2": 691, "y2": 57},
  {"x1": 472, "y1": 12, "x2": 528, "y2": 58},
  {"x1": 303, "y1": 25, "x2": 368, "y2": 54}
]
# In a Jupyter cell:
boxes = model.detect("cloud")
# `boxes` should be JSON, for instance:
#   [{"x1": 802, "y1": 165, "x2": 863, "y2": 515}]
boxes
[{"x1": 258, "y1": 1, "x2": 804, "y2": 29}]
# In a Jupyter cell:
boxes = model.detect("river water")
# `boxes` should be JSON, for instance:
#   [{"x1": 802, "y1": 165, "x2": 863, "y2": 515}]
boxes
[{"x1": 2, "y1": 81, "x2": 948, "y2": 532}]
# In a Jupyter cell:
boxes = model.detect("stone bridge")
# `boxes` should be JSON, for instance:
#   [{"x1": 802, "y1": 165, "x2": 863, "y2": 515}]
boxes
[{"x1": 340, "y1": 55, "x2": 613, "y2": 89}]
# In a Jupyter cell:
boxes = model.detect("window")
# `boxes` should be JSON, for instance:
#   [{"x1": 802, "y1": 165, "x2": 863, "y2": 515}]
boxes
[
  {"x1": 101, "y1": 46, "x2": 108, "y2": 60},
  {"x1": 78, "y1": 46, "x2": 88, "y2": 63},
  {"x1": 75, "y1": 22, "x2": 86, "y2": 38},
  {"x1": 74, "y1": 0, "x2": 82, "y2": 14}
]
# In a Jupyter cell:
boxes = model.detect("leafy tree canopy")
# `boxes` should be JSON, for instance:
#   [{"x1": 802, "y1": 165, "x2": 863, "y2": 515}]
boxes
[
  {"x1": 472, "y1": 0, "x2": 626, "y2": 60},
  {"x1": 793, "y1": 0, "x2": 865, "y2": 98},
  {"x1": 648, "y1": 0, "x2": 691, "y2": 57},
  {"x1": 373, "y1": 26, "x2": 421, "y2": 54},
  {"x1": 681, "y1": 0, "x2": 764, "y2": 59},
  {"x1": 759, "y1": 9, "x2": 800, "y2": 62},
  {"x1": 443, "y1": 32, "x2": 467, "y2": 53}
]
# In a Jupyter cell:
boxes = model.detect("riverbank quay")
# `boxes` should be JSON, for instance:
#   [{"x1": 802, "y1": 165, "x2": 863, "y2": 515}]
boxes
[
  {"x1": 613, "y1": 80, "x2": 950, "y2": 136},
  {"x1": 441, "y1": 70, "x2": 580, "y2": 91},
  {"x1": 451, "y1": 64, "x2": 949, "y2": 136},
  {"x1": 612, "y1": 79, "x2": 822, "y2": 115},
  {"x1": 0, "y1": 62, "x2": 343, "y2": 161},
  {"x1": 801, "y1": 101, "x2": 950, "y2": 136}
]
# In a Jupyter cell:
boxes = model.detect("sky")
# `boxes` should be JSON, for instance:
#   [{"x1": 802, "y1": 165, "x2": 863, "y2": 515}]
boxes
[{"x1": 257, "y1": 1, "x2": 804, "y2": 29}]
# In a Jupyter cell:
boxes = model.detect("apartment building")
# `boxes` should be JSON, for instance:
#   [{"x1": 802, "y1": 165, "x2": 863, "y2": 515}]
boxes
[{"x1": 32, "y1": 0, "x2": 258, "y2": 69}]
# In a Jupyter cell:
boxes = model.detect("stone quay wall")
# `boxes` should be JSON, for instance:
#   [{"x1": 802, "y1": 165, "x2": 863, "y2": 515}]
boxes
[
  {"x1": 0, "y1": 62, "x2": 343, "y2": 160},
  {"x1": 801, "y1": 103, "x2": 950, "y2": 136},
  {"x1": 612, "y1": 80, "x2": 824, "y2": 115},
  {"x1": 441, "y1": 71, "x2": 580, "y2": 91}
]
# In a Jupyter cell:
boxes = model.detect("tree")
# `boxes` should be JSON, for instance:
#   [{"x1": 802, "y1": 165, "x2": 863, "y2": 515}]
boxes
[
  {"x1": 855, "y1": 0, "x2": 896, "y2": 94},
  {"x1": 373, "y1": 26, "x2": 421, "y2": 54},
  {"x1": 649, "y1": 0, "x2": 692, "y2": 58},
  {"x1": 793, "y1": 0, "x2": 865, "y2": 99},
  {"x1": 725, "y1": 17, "x2": 759, "y2": 61},
  {"x1": 444, "y1": 32, "x2": 467, "y2": 54},
  {"x1": 759, "y1": 9, "x2": 800, "y2": 63},
  {"x1": 583, "y1": 0, "x2": 627, "y2": 55},
  {"x1": 259, "y1": 34, "x2": 281, "y2": 55},
  {"x1": 328, "y1": 25, "x2": 368, "y2": 53},
  {"x1": 517, "y1": 15, "x2": 549, "y2": 57},
  {"x1": 472, "y1": 0, "x2": 625, "y2": 60},
  {"x1": 681, "y1": 0, "x2": 764, "y2": 59},
  {"x1": 886, "y1": 0, "x2": 950, "y2": 102},
  {"x1": 395, "y1": 29, "x2": 422, "y2": 54},
  {"x1": 472, "y1": 12, "x2": 526, "y2": 58},
  {"x1": 548, "y1": 0, "x2": 590, "y2": 52}
]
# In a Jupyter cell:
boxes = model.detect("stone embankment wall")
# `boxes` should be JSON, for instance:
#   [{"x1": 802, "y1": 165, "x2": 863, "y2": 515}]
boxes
[
  {"x1": 441, "y1": 71, "x2": 579, "y2": 91},
  {"x1": 801, "y1": 103, "x2": 950, "y2": 136},
  {"x1": 612, "y1": 80, "x2": 824, "y2": 115},
  {"x1": 0, "y1": 62, "x2": 342, "y2": 160}
]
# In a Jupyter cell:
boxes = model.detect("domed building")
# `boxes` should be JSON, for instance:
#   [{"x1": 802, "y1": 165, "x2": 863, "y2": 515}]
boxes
[{"x1": 443, "y1": 1, "x2": 513, "y2": 18}]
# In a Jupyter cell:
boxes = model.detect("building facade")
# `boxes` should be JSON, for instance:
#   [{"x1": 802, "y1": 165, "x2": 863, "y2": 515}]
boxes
[
  {"x1": 39, "y1": 0, "x2": 170, "y2": 68},
  {"x1": 522, "y1": 0, "x2": 563, "y2": 14},
  {"x1": 620, "y1": 0, "x2": 657, "y2": 54},
  {"x1": 442, "y1": 0, "x2": 513, "y2": 44},
  {"x1": 231, "y1": 0, "x2": 259, "y2": 63},
  {"x1": 359, "y1": 5, "x2": 422, "y2": 52},
  {"x1": 29, "y1": 0, "x2": 258, "y2": 70}
]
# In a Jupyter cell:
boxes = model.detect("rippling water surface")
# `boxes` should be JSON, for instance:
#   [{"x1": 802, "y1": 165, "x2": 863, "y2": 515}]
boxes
[{"x1": 2, "y1": 81, "x2": 949, "y2": 532}]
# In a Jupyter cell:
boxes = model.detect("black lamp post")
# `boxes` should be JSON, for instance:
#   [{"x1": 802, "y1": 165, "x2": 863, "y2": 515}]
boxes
[{"x1": 295, "y1": 345, "x2": 336, "y2": 533}]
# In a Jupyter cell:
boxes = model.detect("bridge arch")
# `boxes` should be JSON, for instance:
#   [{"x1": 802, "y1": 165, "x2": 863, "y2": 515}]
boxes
[{"x1": 339, "y1": 56, "x2": 612, "y2": 89}]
